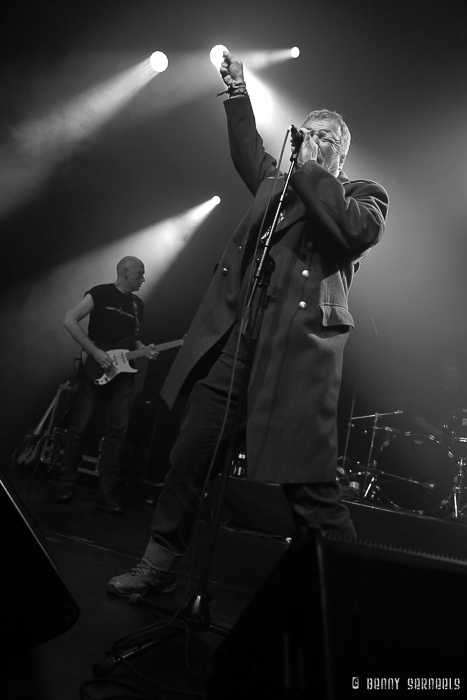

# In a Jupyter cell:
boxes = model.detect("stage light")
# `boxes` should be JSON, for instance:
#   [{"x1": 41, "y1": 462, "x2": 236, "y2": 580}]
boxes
[
  {"x1": 240, "y1": 49, "x2": 301, "y2": 70},
  {"x1": 210, "y1": 45, "x2": 229, "y2": 68},
  {"x1": 149, "y1": 51, "x2": 169, "y2": 73},
  {"x1": 211, "y1": 195, "x2": 221, "y2": 205}
]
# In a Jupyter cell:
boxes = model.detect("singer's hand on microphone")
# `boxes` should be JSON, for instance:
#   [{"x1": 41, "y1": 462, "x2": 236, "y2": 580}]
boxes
[
  {"x1": 220, "y1": 51, "x2": 244, "y2": 87},
  {"x1": 295, "y1": 128, "x2": 319, "y2": 168}
]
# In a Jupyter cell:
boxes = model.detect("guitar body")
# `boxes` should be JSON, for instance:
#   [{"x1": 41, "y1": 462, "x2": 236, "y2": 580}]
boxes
[
  {"x1": 82, "y1": 336, "x2": 184, "y2": 386},
  {"x1": 82, "y1": 337, "x2": 137, "y2": 386},
  {"x1": 16, "y1": 432, "x2": 43, "y2": 466},
  {"x1": 14, "y1": 380, "x2": 71, "y2": 468}
]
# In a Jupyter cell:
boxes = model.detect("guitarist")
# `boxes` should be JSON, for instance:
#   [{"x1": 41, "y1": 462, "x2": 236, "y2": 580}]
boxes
[{"x1": 58, "y1": 256, "x2": 158, "y2": 514}]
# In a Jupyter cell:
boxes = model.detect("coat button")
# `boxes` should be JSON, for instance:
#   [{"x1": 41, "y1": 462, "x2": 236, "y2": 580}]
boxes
[
  {"x1": 306, "y1": 242, "x2": 313, "y2": 250},
  {"x1": 299, "y1": 301, "x2": 307, "y2": 309},
  {"x1": 302, "y1": 270, "x2": 310, "y2": 278},
  {"x1": 221, "y1": 267, "x2": 228, "y2": 276}
]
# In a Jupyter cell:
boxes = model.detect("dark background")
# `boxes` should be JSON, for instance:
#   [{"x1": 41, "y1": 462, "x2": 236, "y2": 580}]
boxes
[{"x1": 1, "y1": 0, "x2": 466, "y2": 461}]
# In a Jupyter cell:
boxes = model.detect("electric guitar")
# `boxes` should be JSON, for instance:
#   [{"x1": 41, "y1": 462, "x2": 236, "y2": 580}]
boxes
[{"x1": 82, "y1": 337, "x2": 184, "y2": 386}]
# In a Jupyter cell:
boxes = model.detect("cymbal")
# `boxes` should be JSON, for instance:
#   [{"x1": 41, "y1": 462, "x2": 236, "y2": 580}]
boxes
[{"x1": 352, "y1": 410, "x2": 403, "y2": 419}]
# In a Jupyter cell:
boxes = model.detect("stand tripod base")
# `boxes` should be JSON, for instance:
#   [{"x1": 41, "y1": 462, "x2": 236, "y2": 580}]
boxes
[
  {"x1": 183, "y1": 592, "x2": 212, "y2": 631},
  {"x1": 129, "y1": 592, "x2": 228, "y2": 636},
  {"x1": 93, "y1": 593, "x2": 228, "y2": 677}
]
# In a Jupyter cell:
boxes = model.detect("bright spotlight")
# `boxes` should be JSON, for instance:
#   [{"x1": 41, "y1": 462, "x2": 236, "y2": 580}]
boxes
[
  {"x1": 210, "y1": 45, "x2": 229, "y2": 68},
  {"x1": 211, "y1": 195, "x2": 221, "y2": 205},
  {"x1": 149, "y1": 51, "x2": 169, "y2": 73},
  {"x1": 241, "y1": 49, "x2": 301, "y2": 70}
]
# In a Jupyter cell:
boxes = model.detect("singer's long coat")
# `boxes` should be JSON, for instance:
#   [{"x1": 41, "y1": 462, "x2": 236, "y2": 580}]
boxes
[{"x1": 161, "y1": 96, "x2": 388, "y2": 483}]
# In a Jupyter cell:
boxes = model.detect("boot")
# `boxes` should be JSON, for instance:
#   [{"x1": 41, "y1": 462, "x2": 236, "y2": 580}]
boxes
[{"x1": 107, "y1": 538, "x2": 182, "y2": 596}]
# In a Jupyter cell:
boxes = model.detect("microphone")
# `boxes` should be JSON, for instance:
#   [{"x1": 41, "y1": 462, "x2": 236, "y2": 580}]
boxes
[{"x1": 290, "y1": 125, "x2": 304, "y2": 151}]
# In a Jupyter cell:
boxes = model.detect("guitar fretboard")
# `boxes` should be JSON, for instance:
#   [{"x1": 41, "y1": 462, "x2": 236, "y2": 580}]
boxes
[{"x1": 126, "y1": 338, "x2": 184, "y2": 361}]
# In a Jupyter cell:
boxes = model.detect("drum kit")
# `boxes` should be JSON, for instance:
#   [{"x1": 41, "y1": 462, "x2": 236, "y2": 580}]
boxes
[{"x1": 341, "y1": 407, "x2": 467, "y2": 521}]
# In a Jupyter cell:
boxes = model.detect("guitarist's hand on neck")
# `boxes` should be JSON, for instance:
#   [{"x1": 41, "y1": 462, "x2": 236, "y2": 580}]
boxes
[{"x1": 135, "y1": 340, "x2": 159, "y2": 361}]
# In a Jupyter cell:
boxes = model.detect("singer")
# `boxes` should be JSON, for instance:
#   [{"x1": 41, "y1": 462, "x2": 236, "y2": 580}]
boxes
[{"x1": 108, "y1": 52, "x2": 389, "y2": 597}]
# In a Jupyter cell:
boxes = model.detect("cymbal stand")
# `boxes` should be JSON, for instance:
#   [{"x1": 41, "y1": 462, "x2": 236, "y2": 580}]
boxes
[
  {"x1": 341, "y1": 383, "x2": 358, "y2": 471},
  {"x1": 444, "y1": 410, "x2": 467, "y2": 520},
  {"x1": 450, "y1": 448, "x2": 467, "y2": 519},
  {"x1": 348, "y1": 410, "x2": 403, "y2": 499}
]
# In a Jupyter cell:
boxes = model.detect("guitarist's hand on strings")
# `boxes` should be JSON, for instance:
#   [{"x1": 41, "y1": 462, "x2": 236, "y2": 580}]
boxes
[{"x1": 93, "y1": 347, "x2": 114, "y2": 371}]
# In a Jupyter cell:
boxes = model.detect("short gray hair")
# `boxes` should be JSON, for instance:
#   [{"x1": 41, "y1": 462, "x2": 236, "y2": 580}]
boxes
[{"x1": 302, "y1": 109, "x2": 351, "y2": 164}]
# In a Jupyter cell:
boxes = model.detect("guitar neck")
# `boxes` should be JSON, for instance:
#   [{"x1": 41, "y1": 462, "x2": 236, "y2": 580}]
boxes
[
  {"x1": 33, "y1": 381, "x2": 70, "y2": 435},
  {"x1": 126, "y1": 339, "x2": 184, "y2": 361}
]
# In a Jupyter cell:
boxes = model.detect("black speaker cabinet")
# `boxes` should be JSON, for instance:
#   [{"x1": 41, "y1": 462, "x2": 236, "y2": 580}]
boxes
[
  {"x1": 206, "y1": 527, "x2": 467, "y2": 699},
  {"x1": 0, "y1": 468, "x2": 79, "y2": 655}
]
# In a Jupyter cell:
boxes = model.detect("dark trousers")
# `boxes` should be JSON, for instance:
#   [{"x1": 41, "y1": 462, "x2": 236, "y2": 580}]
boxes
[
  {"x1": 151, "y1": 351, "x2": 356, "y2": 555},
  {"x1": 61, "y1": 370, "x2": 134, "y2": 491}
]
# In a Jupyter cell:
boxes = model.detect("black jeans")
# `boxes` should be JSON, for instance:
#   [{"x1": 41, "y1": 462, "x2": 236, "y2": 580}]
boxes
[
  {"x1": 61, "y1": 370, "x2": 134, "y2": 490},
  {"x1": 151, "y1": 351, "x2": 356, "y2": 555}
]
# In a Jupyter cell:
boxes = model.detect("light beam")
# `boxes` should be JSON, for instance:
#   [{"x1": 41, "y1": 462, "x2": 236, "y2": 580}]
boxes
[
  {"x1": 240, "y1": 48, "x2": 302, "y2": 70},
  {"x1": 0, "y1": 56, "x2": 164, "y2": 221}
]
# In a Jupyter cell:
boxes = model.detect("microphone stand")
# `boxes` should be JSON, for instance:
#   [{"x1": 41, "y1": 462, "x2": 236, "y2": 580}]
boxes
[
  {"x1": 93, "y1": 137, "x2": 299, "y2": 675},
  {"x1": 181, "y1": 141, "x2": 300, "y2": 630}
]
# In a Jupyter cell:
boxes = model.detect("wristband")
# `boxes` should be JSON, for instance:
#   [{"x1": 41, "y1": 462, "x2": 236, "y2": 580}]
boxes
[{"x1": 217, "y1": 80, "x2": 249, "y2": 98}]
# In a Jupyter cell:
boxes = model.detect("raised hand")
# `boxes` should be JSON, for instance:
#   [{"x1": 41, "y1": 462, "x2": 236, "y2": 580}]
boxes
[{"x1": 220, "y1": 51, "x2": 244, "y2": 88}]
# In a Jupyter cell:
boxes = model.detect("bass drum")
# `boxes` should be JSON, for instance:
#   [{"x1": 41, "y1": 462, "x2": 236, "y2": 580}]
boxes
[{"x1": 376, "y1": 432, "x2": 455, "y2": 513}]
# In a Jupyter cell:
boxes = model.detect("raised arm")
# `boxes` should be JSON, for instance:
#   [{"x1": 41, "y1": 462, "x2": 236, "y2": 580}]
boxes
[{"x1": 220, "y1": 52, "x2": 277, "y2": 196}]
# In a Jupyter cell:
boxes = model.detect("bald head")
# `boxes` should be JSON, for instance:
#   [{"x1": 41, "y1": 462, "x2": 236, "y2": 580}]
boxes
[
  {"x1": 116, "y1": 256, "x2": 143, "y2": 276},
  {"x1": 115, "y1": 256, "x2": 145, "y2": 293}
]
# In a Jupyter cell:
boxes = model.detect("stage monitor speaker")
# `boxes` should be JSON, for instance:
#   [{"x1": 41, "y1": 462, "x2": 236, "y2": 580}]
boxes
[
  {"x1": 206, "y1": 527, "x2": 467, "y2": 699},
  {"x1": 0, "y1": 468, "x2": 80, "y2": 655}
]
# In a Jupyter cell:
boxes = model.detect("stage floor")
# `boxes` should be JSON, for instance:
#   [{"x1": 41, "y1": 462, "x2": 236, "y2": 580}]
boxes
[
  {"x1": 2, "y1": 462, "x2": 288, "y2": 699},
  {"x1": 3, "y1": 460, "x2": 467, "y2": 698}
]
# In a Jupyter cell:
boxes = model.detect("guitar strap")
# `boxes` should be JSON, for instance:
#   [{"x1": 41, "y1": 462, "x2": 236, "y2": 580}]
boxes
[{"x1": 132, "y1": 296, "x2": 140, "y2": 339}]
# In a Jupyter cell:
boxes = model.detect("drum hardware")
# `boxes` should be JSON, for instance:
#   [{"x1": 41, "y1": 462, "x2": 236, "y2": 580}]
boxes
[
  {"x1": 444, "y1": 408, "x2": 467, "y2": 454},
  {"x1": 343, "y1": 410, "x2": 403, "y2": 499},
  {"x1": 341, "y1": 401, "x2": 467, "y2": 518},
  {"x1": 375, "y1": 433, "x2": 456, "y2": 514},
  {"x1": 446, "y1": 456, "x2": 467, "y2": 520},
  {"x1": 437, "y1": 409, "x2": 467, "y2": 520},
  {"x1": 341, "y1": 385, "x2": 358, "y2": 473},
  {"x1": 367, "y1": 465, "x2": 437, "y2": 492}
]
